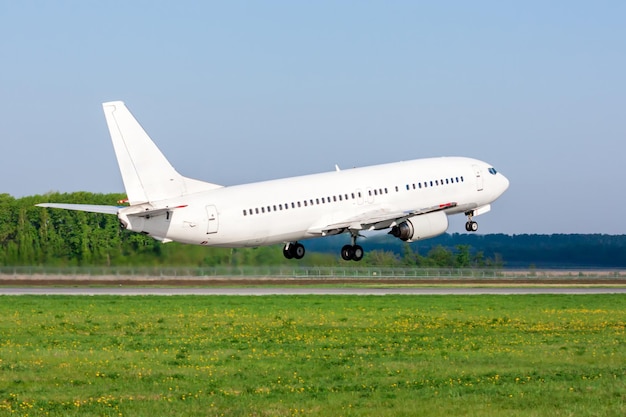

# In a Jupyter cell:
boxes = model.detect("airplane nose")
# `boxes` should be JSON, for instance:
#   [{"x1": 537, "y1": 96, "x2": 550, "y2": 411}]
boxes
[{"x1": 500, "y1": 174, "x2": 510, "y2": 194}]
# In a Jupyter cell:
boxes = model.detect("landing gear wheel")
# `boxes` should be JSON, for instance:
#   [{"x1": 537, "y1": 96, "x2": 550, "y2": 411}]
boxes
[
  {"x1": 341, "y1": 244, "x2": 364, "y2": 261},
  {"x1": 283, "y1": 242, "x2": 305, "y2": 260},
  {"x1": 293, "y1": 243, "x2": 305, "y2": 259},
  {"x1": 465, "y1": 221, "x2": 478, "y2": 232},
  {"x1": 341, "y1": 245, "x2": 354, "y2": 261}
]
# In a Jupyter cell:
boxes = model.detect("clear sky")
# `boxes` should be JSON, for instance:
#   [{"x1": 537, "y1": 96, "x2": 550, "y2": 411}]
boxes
[{"x1": 1, "y1": 1, "x2": 624, "y2": 235}]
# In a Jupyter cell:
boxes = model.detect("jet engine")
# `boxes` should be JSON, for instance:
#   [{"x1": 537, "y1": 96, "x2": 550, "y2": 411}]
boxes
[{"x1": 388, "y1": 211, "x2": 449, "y2": 242}]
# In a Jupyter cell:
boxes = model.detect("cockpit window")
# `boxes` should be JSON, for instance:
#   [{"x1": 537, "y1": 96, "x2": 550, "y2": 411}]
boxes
[{"x1": 488, "y1": 167, "x2": 497, "y2": 175}]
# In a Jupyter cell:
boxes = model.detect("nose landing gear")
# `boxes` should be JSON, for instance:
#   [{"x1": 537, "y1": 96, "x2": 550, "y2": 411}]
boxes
[{"x1": 465, "y1": 211, "x2": 478, "y2": 232}]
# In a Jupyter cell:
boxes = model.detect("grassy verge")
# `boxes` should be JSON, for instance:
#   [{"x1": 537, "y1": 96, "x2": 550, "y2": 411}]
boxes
[{"x1": 0, "y1": 295, "x2": 624, "y2": 416}]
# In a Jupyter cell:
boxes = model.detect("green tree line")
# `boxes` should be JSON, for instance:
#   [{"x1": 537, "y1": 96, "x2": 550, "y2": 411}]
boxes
[{"x1": 0, "y1": 192, "x2": 495, "y2": 268}]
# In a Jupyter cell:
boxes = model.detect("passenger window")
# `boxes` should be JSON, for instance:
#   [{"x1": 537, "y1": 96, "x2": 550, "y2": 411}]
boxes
[{"x1": 243, "y1": 209, "x2": 247, "y2": 216}]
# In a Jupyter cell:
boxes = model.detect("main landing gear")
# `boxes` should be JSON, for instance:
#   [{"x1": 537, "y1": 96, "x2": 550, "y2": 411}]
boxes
[
  {"x1": 465, "y1": 211, "x2": 479, "y2": 232},
  {"x1": 341, "y1": 231, "x2": 364, "y2": 262},
  {"x1": 283, "y1": 242, "x2": 305, "y2": 259},
  {"x1": 341, "y1": 244, "x2": 363, "y2": 261},
  {"x1": 283, "y1": 233, "x2": 365, "y2": 262}
]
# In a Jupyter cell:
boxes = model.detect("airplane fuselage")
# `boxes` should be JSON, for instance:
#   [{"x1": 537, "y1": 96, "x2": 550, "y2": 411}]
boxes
[{"x1": 119, "y1": 156, "x2": 508, "y2": 248}]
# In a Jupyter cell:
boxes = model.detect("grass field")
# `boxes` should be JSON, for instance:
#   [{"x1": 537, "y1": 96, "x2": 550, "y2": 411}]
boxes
[{"x1": 0, "y1": 294, "x2": 624, "y2": 416}]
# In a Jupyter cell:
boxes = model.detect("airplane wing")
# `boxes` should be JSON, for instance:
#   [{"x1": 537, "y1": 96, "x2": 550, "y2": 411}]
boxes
[
  {"x1": 36, "y1": 203, "x2": 122, "y2": 215},
  {"x1": 308, "y1": 202, "x2": 457, "y2": 235}
]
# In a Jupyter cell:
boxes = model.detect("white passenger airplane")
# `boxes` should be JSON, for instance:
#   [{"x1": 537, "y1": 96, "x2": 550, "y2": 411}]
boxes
[{"x1": 38, "y1": 101, "x2": 509, "y2": 261}]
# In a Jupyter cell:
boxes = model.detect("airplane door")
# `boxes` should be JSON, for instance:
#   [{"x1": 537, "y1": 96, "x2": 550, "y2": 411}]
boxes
[
  {"x1": 206, "y1": 205, "x2": 219, "y2": 234},
  {"x1": 472, "y1": 165, "x2": 484, "y2": 191}
]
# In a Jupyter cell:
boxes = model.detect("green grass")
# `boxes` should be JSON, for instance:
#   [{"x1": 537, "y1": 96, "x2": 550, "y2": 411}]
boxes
[{"x1": 0, "y1": 295, "x2": 624, "y2": 416}]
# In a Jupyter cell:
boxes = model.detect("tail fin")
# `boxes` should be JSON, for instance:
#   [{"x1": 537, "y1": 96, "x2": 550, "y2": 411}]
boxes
[{"x1": 102, "y1": 101, "x2": 221, "y2": 205}]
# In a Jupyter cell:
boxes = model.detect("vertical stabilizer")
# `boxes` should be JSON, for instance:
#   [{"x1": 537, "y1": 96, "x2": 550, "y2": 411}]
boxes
[{"x1": 102, "y1": 101, "x2": 221, "y2": 205}]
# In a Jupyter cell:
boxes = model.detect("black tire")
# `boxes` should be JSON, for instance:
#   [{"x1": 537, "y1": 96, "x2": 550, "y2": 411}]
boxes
[
  {"x1": 293, "y1": 243, "x2": 305, "y2": 259},
  {"x1": 352, "y1": 245, "x2": 364, "y2": 261},
  {"x1": 470, "y1": 221, "x2": 478, "y2": 232},
  {"x1": 283, "y1": 245, "x2": 294, "y2": 259},
  {"x1": 341, "y1": 245, "x2": 353, "y2": 261}
]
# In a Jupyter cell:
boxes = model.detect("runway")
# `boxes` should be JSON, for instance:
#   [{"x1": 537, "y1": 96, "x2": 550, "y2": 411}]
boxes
[{"x1": 1, "y1": 287, "x2": 625, "y2": 296}]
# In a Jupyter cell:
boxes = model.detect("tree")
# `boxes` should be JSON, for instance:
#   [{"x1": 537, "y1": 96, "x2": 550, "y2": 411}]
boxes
[
  {"x1": 424, "y1": 246, "x2": 454, "y2": 267},
  {"x1": 454, "y1": 245, "x2": 471, "y2": 268}
]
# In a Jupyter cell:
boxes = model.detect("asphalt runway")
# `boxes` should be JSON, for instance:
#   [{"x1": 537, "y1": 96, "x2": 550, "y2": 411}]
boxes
[{"x1": 1, "y1": 287, "x2": 625, "y2": 296}]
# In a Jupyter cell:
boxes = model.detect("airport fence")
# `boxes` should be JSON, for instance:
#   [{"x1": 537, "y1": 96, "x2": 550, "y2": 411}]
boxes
[{"x1": 0, "y1": 266, "x2": 624, "y2": 281}]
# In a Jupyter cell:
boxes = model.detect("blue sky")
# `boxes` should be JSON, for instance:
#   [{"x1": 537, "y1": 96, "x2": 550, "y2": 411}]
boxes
[{"x1": 1, "y1": 1, "x2": 624, "y2": 235}]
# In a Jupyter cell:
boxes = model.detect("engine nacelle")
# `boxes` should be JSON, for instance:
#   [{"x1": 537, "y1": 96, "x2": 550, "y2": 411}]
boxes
[{"x1": 389, "y1": 211, "x2": 449, "y2": 242}]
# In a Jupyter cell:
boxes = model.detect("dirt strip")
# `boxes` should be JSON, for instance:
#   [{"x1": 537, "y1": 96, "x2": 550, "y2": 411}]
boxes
[{"x1": 1, "y1": 274, "x2": 625, "y2": 286}]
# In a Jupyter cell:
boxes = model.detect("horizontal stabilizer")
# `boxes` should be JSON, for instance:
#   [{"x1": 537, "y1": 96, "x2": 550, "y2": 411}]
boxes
[
  {"x1": 36, "y1": 203, "x2": 122, "y2": 215},
  {"x1": 120, "y1": 204, "x2": 188, "y2": 218}
]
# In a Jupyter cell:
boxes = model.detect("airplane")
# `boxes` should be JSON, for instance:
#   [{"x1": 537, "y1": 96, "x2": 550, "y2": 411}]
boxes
[{"x1": 37, "y1": 101, "x2": 509, "y2": 261}]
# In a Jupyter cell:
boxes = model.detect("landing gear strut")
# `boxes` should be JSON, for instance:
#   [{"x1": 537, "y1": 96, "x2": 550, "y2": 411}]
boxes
[
  {"x1": 465, "y1": 211, "x2": 478, "y2": 232},
  {"x1": 283, "y1": 242, "x2": 305, "y2": 259},
  {"x1": 341, "y1": 231, "x2": 364, "y2": 262}
]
